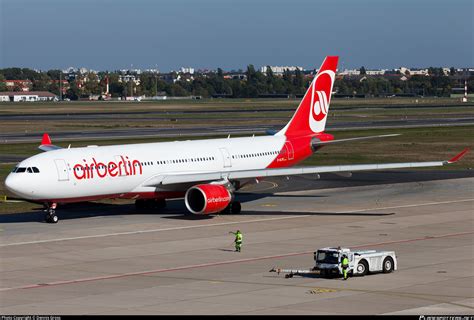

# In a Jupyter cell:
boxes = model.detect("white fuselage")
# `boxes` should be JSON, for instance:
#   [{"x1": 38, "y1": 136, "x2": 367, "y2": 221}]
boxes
[{"x1": 6, "y1": 135, "x2": 288, "y2": 202}]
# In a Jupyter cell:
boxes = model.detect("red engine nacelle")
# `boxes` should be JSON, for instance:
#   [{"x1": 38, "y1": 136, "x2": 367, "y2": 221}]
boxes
[{"x1": 185, "y1": 184, "x2": 232, "y2": 215}]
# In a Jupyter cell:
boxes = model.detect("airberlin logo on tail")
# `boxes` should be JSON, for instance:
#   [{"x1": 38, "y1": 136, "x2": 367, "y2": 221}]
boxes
[
  {"x1": 308, "y1": 70, "x2": 335, "y2": 133},
  {"x1": 312, "y1": 90, "x2": 329, "y2": 122},
  {"x1": 73, "y1": 156, "x2": 143, "y2": 180}
]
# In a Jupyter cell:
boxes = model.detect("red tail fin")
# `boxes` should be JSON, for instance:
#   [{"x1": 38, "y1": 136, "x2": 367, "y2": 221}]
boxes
[{"x1": 277, "y1": 56, "x2": 339, "y2": 137}]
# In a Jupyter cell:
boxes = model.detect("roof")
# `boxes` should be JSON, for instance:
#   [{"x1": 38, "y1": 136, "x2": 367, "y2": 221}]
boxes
[{"x1": 0, "y1": 91, "x2": 57, "y2": 97}]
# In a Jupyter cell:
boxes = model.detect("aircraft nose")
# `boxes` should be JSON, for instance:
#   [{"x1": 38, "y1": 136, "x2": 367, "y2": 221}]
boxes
[{"x1": 5, "y1": 174, "x2": 23, "y2": 197}]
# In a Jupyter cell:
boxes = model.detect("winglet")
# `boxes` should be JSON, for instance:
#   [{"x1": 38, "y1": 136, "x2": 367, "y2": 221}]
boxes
[
  {"x1": 447, "y1": 148, "x2": 470, "y2": 163},
  {"x1": 41, "y1": 133, "x2": 52, "y2": 145}
]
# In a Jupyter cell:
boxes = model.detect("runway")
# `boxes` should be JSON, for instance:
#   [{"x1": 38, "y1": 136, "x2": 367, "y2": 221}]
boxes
[
  {"x1": 0, "y1": 102, "x2": 471, "y2": 120},
  {"x1": 1, "y1": 117, "x2": 473, "y2": 144},
  {"x1": 0, "y1": 171, "x2": 472, "y2": 314}
]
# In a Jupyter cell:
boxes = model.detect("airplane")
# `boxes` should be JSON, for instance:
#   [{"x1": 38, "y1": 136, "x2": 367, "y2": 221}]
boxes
[{"x1": 4, "y1": 56, "x2": 469, "y2": 223}]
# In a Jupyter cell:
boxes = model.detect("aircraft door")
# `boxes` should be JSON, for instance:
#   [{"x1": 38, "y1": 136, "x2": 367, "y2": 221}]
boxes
[
  {"x1": 219, "y1": 148, "x2": 232, "y2": 168},
  {"x1": 54, "y1": 159, "x2": 69, "y2": 181},
  {"x1": 114, "y1": 155, "x2": 127, "y2": 176},
  {"x1": 285, "y1": 141, "x2": 294, "y2": 160}
]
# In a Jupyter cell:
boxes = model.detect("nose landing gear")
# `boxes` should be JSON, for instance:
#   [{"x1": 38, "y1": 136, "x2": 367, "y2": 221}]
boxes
[{"x1": 44, "y1": 202, "x2": 59, "y2": 223}]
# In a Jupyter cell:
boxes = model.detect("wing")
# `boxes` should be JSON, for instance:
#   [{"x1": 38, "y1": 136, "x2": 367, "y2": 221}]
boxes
[
  {"x1": 38, "y1": 133, "x2": 63, "y2": 152},
  {"x1": 143, "y1": 148, "x2": 470, "y2": 187}
]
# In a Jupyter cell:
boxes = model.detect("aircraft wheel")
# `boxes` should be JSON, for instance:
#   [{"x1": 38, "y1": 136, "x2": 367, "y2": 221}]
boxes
[
  {"x1": 230, "y1": 201, "x2": 241, "y2": 214},
  {"x1": 220, "y1": 205, "x2": 231, "y2": 214},
  {"x1": 45, "y1": 211, "x2": 58, "y2": 223},
  {"x1": 135, "y1": 199, "x2": 145, "y2": 210},
  {"x1": 50, "y1": 214, "x2": 59, "y2": 223},
  {"x1": 155, "y1": 199, "x2": 166, "y2": 209}
]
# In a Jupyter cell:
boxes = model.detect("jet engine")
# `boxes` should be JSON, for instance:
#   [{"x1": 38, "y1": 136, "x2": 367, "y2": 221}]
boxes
[{"x1": 185, "y1": 184, "x2": 232, "y2": 214}]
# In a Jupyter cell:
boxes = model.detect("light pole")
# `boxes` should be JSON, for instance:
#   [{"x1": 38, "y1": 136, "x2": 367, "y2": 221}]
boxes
[{"x1": 59, "y1": 72, "x2": 62, "y2": 101}]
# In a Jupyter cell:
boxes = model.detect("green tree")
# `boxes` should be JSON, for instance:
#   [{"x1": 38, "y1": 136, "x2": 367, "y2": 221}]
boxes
[
  {"x1": 33, "y1": 73, "x2": 51, "y2": 91},
  {"x1": 83, "y1": 72, "x2": 100, "y2": 95},
  {"x1": 66, "y1": 81, "x2": 81, "y2": 100},
  {"x1": 293, "y1": 68, "x2": 304, "y2": 94},
  {"x1": 246, "y1": 65, "x2": 257, "y2": 84},
  {"x1": 0, "y1": 74, "x2": 7, "y2": 91}
]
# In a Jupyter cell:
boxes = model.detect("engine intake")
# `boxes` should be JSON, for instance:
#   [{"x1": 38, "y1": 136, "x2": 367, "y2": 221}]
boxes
[{"x1": 185, "y1": 184, "x2": 232, "y2": 215}]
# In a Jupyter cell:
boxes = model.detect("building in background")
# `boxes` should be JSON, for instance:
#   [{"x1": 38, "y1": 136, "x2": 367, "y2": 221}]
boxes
[
  {"x1": 179, "y1": 67, "x2": 195, "y2": 74},
  {"x1": 0, "y1": 91, "x2": 57, "y2": 102},
  {"x1": 0, "y1": 80, "x2": 33, "y2": 92},
  {"x1": 260, "y1": 66, "x2": 304, "y2": 75}
]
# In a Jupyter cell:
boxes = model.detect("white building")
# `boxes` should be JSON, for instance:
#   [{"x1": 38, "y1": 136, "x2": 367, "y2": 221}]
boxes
[
  {"x1": 180, "y1": 67, "x2": 195, "y2": 74},
  {"x1": 366, "y1": 69, "x2": 386, "y2": 76},
  {"x1": 338, "y1": 69, "x2": 361, "y2": 76},
  {"x1": 144, "y1": 68, "x2": 160, "y2": 74},
  {"x1": 399, "y1": 67, "x2": 429, "y2": 76},
  {"x1": 62, "y1": 67, "x2": 78, "y2": 73},
  {"x1": 260, "y1": 66, "x2": 304, "y2": 75},
  {"x1": 118, "y1": 75, "x2": 141, "y2": 85},
  {"x1": 0, "y1": 91, "x2": 57, "y2": 102}
]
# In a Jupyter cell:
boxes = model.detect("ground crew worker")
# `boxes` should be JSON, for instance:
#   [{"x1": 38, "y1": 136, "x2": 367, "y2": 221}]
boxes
[
  {"x1": 341, "y1": 254, "x2": 349, "y2": 280},
  {"x1": 229, "y1": 230, "x2": 243, "y2": 252}
]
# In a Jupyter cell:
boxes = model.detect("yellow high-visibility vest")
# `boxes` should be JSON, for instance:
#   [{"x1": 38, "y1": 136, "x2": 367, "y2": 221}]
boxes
[{"x1": 342, "y1": 257, "x2": 349, "y2": 267}]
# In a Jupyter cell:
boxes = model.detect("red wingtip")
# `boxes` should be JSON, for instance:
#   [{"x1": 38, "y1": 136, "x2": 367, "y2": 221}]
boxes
[
  {"x1": 448, "y1": 148, "x2": 470, "y2": 163},
  {"x1": 41, "y1": 133, "x2": 52, "y2": 145}
]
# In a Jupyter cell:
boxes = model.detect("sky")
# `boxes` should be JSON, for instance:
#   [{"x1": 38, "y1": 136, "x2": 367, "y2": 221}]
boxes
[{"x1": 0, "y1": 0, "x2": 472, "y2": 71}]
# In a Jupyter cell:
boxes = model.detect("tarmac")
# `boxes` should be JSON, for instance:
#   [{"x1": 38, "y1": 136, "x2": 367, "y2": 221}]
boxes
[{"x1": 0, "y1": 171, "x2": 473, "y2": 315}]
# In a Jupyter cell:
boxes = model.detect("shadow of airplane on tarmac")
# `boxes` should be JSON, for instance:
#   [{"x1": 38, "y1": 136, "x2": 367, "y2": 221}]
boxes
[{"x1": 0, "y1": 197, "x2": 395, "y2": 224}]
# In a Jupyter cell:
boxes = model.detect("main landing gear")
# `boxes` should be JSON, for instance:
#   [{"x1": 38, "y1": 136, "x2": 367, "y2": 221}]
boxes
[
  {"x1": 44, "y1": 203, "x2": 59, "y2": 224},
  {"x1": 222, "y1": 201, "x2": 241, "y2": 214}
]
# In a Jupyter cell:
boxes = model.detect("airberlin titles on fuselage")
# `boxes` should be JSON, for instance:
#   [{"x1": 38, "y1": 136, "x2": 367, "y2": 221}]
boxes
[{"x1": 73, "y1": 155, "x2": 143, "y2": 180}]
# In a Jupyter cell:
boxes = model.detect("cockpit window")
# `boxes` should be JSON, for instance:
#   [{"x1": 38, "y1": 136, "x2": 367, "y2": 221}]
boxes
[{"x1": 11, "y1": 166, "x2": 40, "y2": 173}]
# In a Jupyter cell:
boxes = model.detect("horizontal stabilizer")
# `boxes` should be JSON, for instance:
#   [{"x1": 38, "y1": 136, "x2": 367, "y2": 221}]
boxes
[{"x1": 312, "y1": 134, "x2": 400, "y2": 147}]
